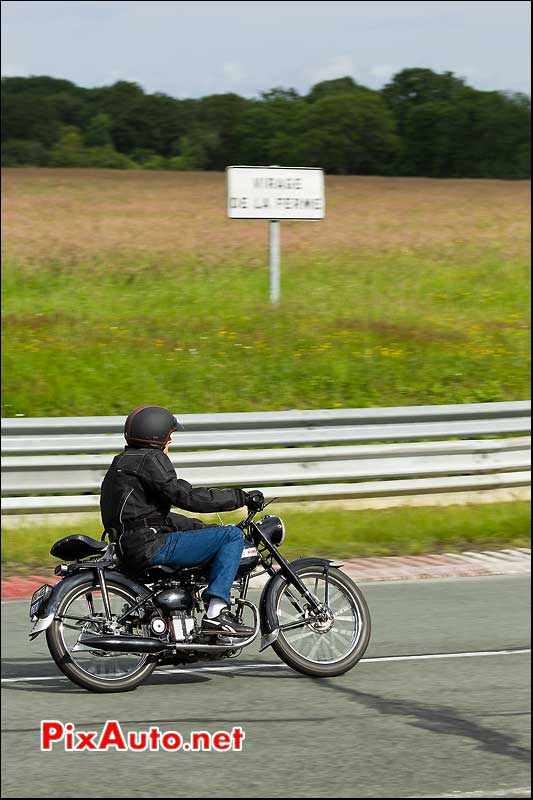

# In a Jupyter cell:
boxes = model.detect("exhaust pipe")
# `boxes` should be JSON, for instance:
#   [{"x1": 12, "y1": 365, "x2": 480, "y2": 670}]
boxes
[
  {"x1": 77, "y1": 635, "x2": 169, "y2": 654},
  {"x1": 77, "y1": 628, "x2": 260, "y2": 655}
]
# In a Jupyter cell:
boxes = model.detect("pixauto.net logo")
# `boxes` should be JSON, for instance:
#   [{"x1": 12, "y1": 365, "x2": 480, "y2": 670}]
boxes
[{"x1": 41, "y1": 720, "x2": 245, "y2": 753}]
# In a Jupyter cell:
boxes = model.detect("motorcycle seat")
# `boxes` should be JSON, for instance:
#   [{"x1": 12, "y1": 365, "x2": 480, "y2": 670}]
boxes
[{"x1": 50, "y1": 534, "x2": 108, "y2": 561}]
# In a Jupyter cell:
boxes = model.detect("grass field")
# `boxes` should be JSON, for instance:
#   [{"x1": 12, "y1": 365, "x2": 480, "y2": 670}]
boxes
[
  {"x1": 1, "y1": 168, "x2": 530, "y2": 416},
  {"x1": 2, "y1": 502, "x2": 530, "y2": 574}
]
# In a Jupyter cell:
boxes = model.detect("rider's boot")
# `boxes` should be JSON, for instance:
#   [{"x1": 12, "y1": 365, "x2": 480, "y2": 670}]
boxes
[{"x1": 201, "y1": 607, "x2": 254, "y2": 638}]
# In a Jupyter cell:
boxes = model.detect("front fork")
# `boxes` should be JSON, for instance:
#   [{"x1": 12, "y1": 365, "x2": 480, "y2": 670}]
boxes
[
  {"x1": 251, "y1": 523, "x2": 326, "y2": 613},
  {"x1": 232, "y1": 553, "x2": 327, "y2": 646}
]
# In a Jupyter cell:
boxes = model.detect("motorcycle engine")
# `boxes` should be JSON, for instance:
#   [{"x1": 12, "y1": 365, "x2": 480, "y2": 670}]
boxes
[
  {"x1": 153, "y1": 585, "x2": 196, "y2": 642},
  {"x1": 148, "y1": 612, "x2": 168, "y2": 638},
  {"x1": 170, "y1": 613, "x2": 195, "y2": 642}
]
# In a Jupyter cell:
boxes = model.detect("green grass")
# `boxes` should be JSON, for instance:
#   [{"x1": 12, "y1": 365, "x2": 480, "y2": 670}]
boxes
[
  {"x1": 1, "y1": 248, "x2": 530, "y2": 416},
  {"x1": 2, "y1": 502, "x2": 530, "y2": 574}
]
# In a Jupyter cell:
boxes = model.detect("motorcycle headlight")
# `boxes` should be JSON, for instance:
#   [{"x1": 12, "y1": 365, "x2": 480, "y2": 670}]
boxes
[{"x1": 256, "y1": 515, "x2": 285, "y2": 547}]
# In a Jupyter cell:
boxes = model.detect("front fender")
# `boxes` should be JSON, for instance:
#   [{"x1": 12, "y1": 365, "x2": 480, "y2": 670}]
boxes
[
  {"x1": 29, "y1": 567, "x2": 150, "y2": 639},
  {"x1": 259, "y1": 557, "x2": 343, "y2": 636}
]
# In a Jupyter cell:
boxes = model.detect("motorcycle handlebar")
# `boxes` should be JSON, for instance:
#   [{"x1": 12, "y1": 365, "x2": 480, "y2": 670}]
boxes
[
  {"x1": 237, "y1": 496, "x2": 279, "y2": 528},
  {"x1": 238, "y1": 507, "x2": 258, "y2": 529}
]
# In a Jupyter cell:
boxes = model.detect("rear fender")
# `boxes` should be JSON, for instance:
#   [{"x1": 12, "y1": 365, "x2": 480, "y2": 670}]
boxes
[{"x1": 29, "y1": 568, "x2": 150, "y2": 639}]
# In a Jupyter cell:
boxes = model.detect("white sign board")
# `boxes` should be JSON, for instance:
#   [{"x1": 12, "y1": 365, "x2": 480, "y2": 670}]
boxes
[{"x1": 227, "y1": 166, "x2": 325, "y2": 220}]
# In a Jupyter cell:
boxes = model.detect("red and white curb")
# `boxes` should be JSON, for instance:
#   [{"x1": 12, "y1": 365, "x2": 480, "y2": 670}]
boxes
[
  {"x1": 1, "y1": 548, "x2": 530, "y2": 601},
  {"x1": 2, "y1": 574, "x2": 61, "y2": 601},
  {"x1": 340, "y1": 547, "x2": 531, "y2": 583}
]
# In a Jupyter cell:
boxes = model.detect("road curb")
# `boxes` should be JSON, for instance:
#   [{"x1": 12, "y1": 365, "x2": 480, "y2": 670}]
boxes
[
  {"x1": 340, "y1": 547, "x2": 531, "y2": 582},
  {"x1": 2, "y1": 548, "x2": 530, "y2": 600}
]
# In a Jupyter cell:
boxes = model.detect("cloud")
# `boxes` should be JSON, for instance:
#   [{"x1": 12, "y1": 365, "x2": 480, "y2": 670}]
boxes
[{"x1": 222, "y1": 62, "x2": 246, "y2": 85}]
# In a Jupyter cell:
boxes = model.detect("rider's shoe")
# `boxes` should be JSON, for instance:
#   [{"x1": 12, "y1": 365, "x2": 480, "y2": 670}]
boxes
[{"x1": 201, "y1": 608, "x2": 254, "y2": 638}]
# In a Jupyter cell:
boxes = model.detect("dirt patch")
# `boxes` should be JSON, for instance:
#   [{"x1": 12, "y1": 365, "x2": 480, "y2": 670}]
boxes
[
  {"x1": 333, "y1": 318, "x2": 466, "y2": 343},
  {"x1": 1, "y1": 311, "x2": 74, "y2": 330}
]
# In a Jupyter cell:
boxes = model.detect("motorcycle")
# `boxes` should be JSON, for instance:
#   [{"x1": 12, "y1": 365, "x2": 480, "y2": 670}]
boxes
[{"x1": 29, "y1": 499, "x2": 371, "y2": 693}]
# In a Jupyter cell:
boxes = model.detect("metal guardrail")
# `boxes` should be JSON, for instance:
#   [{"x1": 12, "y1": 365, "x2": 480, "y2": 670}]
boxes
[
  {"x1": 1, "y1": 402, "x2": 530, "y2": 514},
  {"x1": 2, "y1": 401, "x2": 530, "y2": 435}
]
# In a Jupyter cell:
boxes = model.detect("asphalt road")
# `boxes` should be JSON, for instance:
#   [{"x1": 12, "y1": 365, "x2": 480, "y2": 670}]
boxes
[{"x1": 1, "y1": 575, "x2": 531, "y2": 799}]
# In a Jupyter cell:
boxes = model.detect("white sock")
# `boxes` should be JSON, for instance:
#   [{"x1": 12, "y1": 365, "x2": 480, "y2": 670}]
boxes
[{"x1": 207, "y1": 598, "x2": 227, "y2": 619}]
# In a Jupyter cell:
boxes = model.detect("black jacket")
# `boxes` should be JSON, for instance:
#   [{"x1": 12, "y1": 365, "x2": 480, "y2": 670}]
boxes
[{"x1": 100, "y1": 446, "x2": 246, "y2": 566}]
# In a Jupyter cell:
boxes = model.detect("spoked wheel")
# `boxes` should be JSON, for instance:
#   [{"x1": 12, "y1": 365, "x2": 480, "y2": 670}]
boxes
[
  {"x1": 46, "y1": 578, "x2": 157, "y2": 693},
  {"x1": 263, "y1": 561, "x2": 371, "y2": 677}
]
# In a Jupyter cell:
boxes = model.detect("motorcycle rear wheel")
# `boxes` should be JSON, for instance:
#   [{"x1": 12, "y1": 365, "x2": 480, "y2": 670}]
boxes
[
  {"x1": 263, "y1": 562, "x2": 371, "y2": 678},
  {"x1": 46, "y1": 577, "x2": 158, "y2": 693}
]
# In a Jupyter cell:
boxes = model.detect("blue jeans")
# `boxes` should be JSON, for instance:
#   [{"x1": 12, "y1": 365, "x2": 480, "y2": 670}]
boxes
[{"x1": 149, "y1": 525, "x2": 244, "y2": 604}]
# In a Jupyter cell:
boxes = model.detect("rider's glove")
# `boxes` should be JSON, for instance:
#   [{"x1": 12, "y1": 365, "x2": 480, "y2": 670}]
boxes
[{"x1": 244, "y1": 490, "x2": 265, "y2": 510}]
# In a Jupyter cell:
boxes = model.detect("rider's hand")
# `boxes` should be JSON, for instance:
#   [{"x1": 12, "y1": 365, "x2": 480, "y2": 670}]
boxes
[{"x1": 244, "y1": 490, "x2": 265, "y2": 510}]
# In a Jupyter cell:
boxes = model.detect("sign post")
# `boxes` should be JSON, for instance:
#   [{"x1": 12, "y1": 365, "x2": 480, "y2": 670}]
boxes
[
  {"x1": 226, "y1": 165, "x2": 325, "y2": 304},
  {"x1": 269, "y1": 219, "x2": 280, "y2": 304}
]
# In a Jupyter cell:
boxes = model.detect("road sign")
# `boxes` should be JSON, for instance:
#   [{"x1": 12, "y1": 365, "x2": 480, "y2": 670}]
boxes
[
  {"x1": 226, "y1": 166, "x2": 326, "y2": 303},
  {"x1": 226, "y1": 165, "x2": 325, "y2": 220}
]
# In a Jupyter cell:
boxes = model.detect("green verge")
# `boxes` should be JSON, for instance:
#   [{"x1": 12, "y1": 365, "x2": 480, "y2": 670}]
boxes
[
  {"x1": 2, "y1": 502, "x2": 530, "y2": 575},
  {"x1": 2, "y1": 247, "x2": 530, "y2": 416}
]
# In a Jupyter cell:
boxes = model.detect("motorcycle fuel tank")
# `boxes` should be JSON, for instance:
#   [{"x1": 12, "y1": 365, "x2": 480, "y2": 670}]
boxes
[{"x1": 236, "y1": 539, "x2": 260, "y2": 576}]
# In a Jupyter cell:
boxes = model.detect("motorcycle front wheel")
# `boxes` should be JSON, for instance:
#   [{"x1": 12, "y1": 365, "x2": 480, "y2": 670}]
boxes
[
  {"x1": 46, "y1": 577, "x2": 158, "y2": 693},
  {"x1": 262, "y1": 561, "x2": 371, "y2": 678}
]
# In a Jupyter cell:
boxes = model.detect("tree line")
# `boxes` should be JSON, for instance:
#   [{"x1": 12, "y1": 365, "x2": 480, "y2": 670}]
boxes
[{"x1": 1, "y1": 69, "x2": 530, "y2": 178}]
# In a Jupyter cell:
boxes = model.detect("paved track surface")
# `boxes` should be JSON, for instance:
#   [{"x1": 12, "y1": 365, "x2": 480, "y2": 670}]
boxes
[{"x1": 1, "y1": 575, "x2": 531, "y2": 798}]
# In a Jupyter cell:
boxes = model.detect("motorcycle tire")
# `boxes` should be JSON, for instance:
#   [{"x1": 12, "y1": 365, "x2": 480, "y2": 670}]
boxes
[
  {"x1": 262, "y1": 560, "x2": 371, "y2": 678},
  {"x1": 46, "y1": 576, "x2": 158, "y2": 693}
]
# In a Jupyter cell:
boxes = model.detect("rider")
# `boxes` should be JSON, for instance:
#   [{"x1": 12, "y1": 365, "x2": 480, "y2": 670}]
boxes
[{"x1": 100, "y1": 405, "x2": 264, "y2": 638}]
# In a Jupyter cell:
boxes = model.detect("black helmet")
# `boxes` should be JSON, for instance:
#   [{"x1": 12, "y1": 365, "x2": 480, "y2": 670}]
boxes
[{"x1": 124, "y1": 405, "x2": 183, "y2": 448}]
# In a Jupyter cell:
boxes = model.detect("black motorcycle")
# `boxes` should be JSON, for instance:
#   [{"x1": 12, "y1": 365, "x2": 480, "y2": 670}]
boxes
[{"x1": 29, "y1": 500, "x2": 371, "y2": 693}]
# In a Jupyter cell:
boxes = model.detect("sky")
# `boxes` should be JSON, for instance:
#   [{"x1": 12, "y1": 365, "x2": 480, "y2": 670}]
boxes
[{"x1": 1, "y1": 0, "x2": 531, "y2": 99}]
